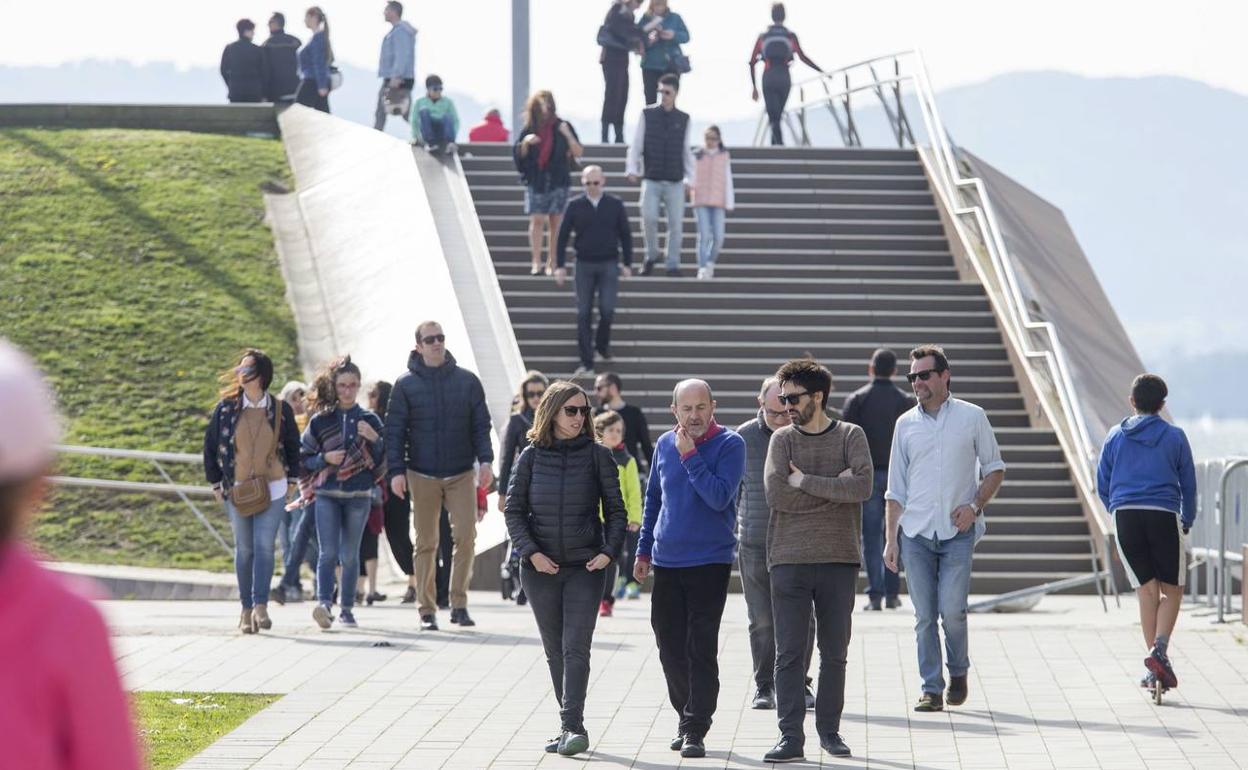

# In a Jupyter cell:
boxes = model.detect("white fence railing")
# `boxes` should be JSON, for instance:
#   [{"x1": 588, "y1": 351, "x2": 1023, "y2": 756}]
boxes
[{"x1": 1189, "y1": 458, "x2": 1247, "y2": 622}]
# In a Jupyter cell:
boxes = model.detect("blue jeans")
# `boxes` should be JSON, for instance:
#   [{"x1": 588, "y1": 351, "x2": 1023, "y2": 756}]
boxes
[
  {"x1": 227, "y1": 497, "x2": 285, "y2": 609},
  {"x1": 693, "y1": 206, "x2": 725, "y2": 268},
  {"x1": 863, "y1": 468, "x2": 900, "y2": 600},
  {"x1": 280, "y1": 502, "x2": 318, "y2": 591},
  {"x1": 314, "y1": 495, "x2": 372, "y2": 610},
  {"x1": 901, "y1": 529, "x2": 974, "y2": 694},
  {"x1": 640, "y1": 179, "x2": 686, "y2": 269},
  {"x1": 418, "y1": 109, "x2": 455, "y2": 145},
  {"x1": 575, "y1": 259, "x2": 619, "y2": 368}
]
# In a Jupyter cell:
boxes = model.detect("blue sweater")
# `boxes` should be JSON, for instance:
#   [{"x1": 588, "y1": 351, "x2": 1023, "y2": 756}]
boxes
[
  {"x1": 638, "y1": 422, "x2": 745, "y2": 568},
  {"x1": 1096, "y1": 414, "x2": 1197, "y2": 527}
]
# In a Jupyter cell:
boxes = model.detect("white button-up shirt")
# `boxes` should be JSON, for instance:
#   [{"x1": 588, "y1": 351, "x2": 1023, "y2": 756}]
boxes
[{"x1": 885, "y1": 396, "x2": 1006, "y2": 542}]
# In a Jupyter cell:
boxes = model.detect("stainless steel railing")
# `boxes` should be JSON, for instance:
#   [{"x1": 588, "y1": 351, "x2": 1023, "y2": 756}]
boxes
[{"x1": 1188, "y1": 458, "x2": 1247, "y2": 622}]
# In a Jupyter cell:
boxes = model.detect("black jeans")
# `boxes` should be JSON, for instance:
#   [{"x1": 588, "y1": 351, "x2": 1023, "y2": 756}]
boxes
[
  {"x1": 522, "y1": 563, "x2": 607, "y2": 731},
  {"x1": 435, "y1": 506, "x2": 452, "y2": 606},
  {"x1": 575, "y1": 259, "x2": 620, "y2": 369},
  {"x1": 762, "y1": 66, "x2": 791, "y2": 146},
  {"x1": 601, "y1": 56, "x2": 629, "y2": 141},
  {"x1": 622, "y1": 529, "x2": 641, "y2": 586},
  {"x1": 737, "y1": 544, "x2": 814, "y2": 689},
  {"x1": 771, "y1": 562, "x2": 857, "y2": 743},
  {"x1": 382, "y1": 490, "x2": 414, "y2": 576},
  {"x1": 295, "y1": 79, "x2": 330, "y2": 113},
  {"x1": 651, "y1": 562, "x2": 731, "y2": 738}
]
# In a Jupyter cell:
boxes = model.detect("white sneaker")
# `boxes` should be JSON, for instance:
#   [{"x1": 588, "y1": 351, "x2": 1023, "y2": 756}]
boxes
[
  {"x1": 696, "y1": 267, "x2": 708, "y2": 280},
  {"x1": 705, "y1": 263, "x2": 715, "y2": 279}
]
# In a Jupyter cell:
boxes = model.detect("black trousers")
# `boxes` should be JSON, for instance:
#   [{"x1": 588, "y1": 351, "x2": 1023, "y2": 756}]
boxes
[
  {"x1": 762, "y1": 66, "x2": 791, "y2": 146},
  {"x1": 382, "y1": 490, "x2": 414, "y2": 576},
  {"x1": 642, "y1": 68, "x2": 680, "y2": 107},
  {"x1": 295, "y1": 78, "x2": 330, "y2": 113},
  {"x1": 771, "y1": 562, "x2": 857, "y2": 743},
  {"x1": 651, "y1": 562, "x2": 731, "y2": 738},
  {"x1": 435, "y1": 506, "x2": 452, "y2": 606},
  {"x1": 602, "y1": 58, "x2": 630, "y2": 141},
  {"x1": 522, "y1": 564, "x2": 606, "y2": 731}
]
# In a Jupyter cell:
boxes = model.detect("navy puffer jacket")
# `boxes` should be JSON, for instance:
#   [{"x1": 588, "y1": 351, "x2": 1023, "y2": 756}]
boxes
[
  {"x1": 503, "y1": 435, "x2": 628, "y2": 567},
  {"x1": 384, "y1": 350, "x2": 494, "y2": 479}
]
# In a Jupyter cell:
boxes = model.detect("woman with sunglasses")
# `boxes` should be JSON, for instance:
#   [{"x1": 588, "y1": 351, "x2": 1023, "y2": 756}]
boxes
[
  {"x1": 204, "y1": 349, "x2": 302, "y2": 634},
  {"x1": 504, "y1": 381, "x2": 628, "y2": 757},
  {"x1": 497, "y1": 372, "x2": 548, "y2": 604}
]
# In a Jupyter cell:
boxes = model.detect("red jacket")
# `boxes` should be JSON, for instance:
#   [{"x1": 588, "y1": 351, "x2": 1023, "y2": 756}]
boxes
[{"x1": 468, "y1": 112, "x2": 509, "y2": 142}]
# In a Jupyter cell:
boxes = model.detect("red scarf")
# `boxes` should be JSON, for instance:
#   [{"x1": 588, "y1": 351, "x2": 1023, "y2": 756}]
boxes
[{"x1": 537, "y1": 117, "x2": 557, "y2": 170}]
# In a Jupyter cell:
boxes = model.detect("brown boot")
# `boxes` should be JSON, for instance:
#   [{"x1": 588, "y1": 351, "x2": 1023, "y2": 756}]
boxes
[
  {"x1": 253, "y1": 604, "x2": 272, "y2": 631},
  {"x1": 239, "y1": 608, "x2": 256, "y2": 634}
]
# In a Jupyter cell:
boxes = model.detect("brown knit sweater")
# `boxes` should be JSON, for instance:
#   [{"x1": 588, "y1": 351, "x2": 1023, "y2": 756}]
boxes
[{"x1": 763, "y1": 420, "x2": 873, "y2": 568}]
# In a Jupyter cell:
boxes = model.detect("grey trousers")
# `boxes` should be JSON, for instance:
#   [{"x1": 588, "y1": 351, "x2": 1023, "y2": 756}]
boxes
[
  {"x1": 738, "y1": 544, "x2": 815, "y2": 689},
  {"x1": 771, "y1": 562, "x2": 857, "y2": 743},
  {"x1": 521, "y1": 564, "x2": 606, "y2": 731}
]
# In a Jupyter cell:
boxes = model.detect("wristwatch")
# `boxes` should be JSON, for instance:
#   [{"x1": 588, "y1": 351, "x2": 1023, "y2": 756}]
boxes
[{"x1": 971, "y1": 502, "x2": 983, "y2": 515}]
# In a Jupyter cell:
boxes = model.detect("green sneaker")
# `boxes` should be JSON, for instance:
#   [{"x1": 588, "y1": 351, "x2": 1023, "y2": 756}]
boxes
[
  {"x1": 625, "y1": 582, "x2": 641, "y2": 600},
  {"x1": 613, "y1": 576, "x2": 628, "y2": 599},
  {"x1": 558, "y1": 730, "x2": 589, "y2": 756}
]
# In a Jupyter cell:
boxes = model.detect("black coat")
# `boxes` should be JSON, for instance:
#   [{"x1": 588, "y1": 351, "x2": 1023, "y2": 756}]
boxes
[
  {"x1": 498, "y1": 409, "x2": 534, "y2": 497},
  {"x1": 262, "y1": 31, "x2": 302, "y2": 101},
  {"x1": 504, "y1": 435, "x2": 628, "y2": 567},
  {"x1": 220, "y1": 38, "x2": 267, "y2": 103},
  {"x1": 513, "y1": 119, "x2": 580, "y2": 193},
  {"x1": 384, "y1": 350, "x2": 494, "y2": 479}
]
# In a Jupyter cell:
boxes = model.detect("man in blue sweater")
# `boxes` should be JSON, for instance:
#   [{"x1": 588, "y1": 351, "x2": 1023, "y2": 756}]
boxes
[
  {"x1": 1096, "y1": 373, "x2": 1197, "y2": 692},
  {"x1": 635, "y1": 379, "x2": 745, "y2": 759}
]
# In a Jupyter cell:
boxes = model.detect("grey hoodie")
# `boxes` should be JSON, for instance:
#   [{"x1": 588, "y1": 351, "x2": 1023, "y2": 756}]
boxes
[{"x1": 379, "y1": 20, "x2": 417, "y2": 79}]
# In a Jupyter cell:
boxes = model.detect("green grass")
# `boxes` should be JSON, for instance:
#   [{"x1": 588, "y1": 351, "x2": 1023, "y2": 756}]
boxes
[
  {"x1": 0, "y1": 128, "x2": 299, "y2": 571},
  {"x1": 135, "y1": 691, "x2": 279, "y2": 770}
]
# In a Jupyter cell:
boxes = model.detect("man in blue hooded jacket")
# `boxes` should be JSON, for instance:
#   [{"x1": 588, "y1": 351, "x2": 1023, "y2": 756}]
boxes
[{"x1": 1096, "y1": 373, "x2": 1196, "y2": 692}]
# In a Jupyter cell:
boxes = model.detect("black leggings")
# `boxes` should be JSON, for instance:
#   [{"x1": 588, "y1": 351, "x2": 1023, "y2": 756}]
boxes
[
  {"x1": 762, "y1": 66, "x2": 791, "y2": 146},
  {"x1": 382, "y1": 491, "x2": 414, "y2": 576},
  {"x1": 602, "y1": 58, "x2": 629, "y2": 142}
]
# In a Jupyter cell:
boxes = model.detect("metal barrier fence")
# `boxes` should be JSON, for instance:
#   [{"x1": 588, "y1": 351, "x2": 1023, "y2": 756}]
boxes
[{"x1": 1188, "y1": 457, "x2": 1247, "y2": 622}]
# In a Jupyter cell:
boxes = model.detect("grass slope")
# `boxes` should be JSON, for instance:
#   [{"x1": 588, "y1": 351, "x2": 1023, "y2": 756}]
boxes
[
  {"x1": 0, "y1": 128, "x2": 298, "y2": 571},
  {"x1": 136, "y1": 691, "x2": 279, "y2": 769}
]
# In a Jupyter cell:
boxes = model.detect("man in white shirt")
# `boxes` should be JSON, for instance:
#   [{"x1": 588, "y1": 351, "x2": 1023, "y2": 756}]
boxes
[
  {"x1": 625, "y1": 73, "x2": 695, "y2": 277},
  {"x1": 883, "y1": 345, "x2": 1005, "y2": 712}
]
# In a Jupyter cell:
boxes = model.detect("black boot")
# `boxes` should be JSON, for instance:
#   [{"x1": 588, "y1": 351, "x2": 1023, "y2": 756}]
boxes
[{"x1": 601, "y1": 120, "x2": 610, "y2": 144}]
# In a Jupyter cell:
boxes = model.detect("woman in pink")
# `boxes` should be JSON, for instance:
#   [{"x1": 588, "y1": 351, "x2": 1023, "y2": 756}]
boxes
[
  {"x1": 0, "y1": 339, "x2": 144, "y2": 770},
  {"x1": 690, "y1": 124, "x2": 735, "y2": 280}
]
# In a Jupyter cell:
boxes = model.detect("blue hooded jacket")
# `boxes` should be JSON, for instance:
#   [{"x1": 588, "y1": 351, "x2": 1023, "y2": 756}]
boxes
[{"x1": 1096, "y1": 414, "x2": 1197, "y2": 527}]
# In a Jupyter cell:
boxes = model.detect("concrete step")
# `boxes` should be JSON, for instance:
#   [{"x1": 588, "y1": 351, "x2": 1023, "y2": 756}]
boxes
[
  {"x1": 468, "y1": 185, "x2": 937, "y2": 207},
  {"x1": 472, "y1": 200, "x2": 942, "y2": 221},
  {"x1": 479, "y1": 215, "x2": 946, "y2": 237},
  {"x1": 507, "y1": 305, "x2": 998, "y2": 327},
  {"x1": 460, "y1": 153, "x2": 925, "y2": 175},
  {"x1": 975, "y1": 534, "x2": 1094, "y2": 555},
  {"x1": 488, "y1": 245, "x2": 959, "y2": 266},
  {"x1": 503, "y1": 291, "x2": 991, "y2": 313},
  {"x1": 998, "y1": 463, "x2": 1073, "y2": 482},
  {"x1": 996, "y1": 480, "x2": 1080, "y2": 499},
  {"x1": 518, "y1": 355, "x2": 1016, "y2": 378},
  {"x1": 971, "y1": 516, "x2": 1090, "y2": 536},
  {"x1": 484, "y1": 231, "x2": 952, "y2": 252},
  {"x1": 517, "y1": 338, "x2": 1009, "y2": 361},
  {"x1": 511, "y1": 322, "x2": 1003, "y2": 345},
  {"x1": 465, "y1": 169, "x2": 933, "y2": 192},
  {"x1": 461, "y1": 142, "x2": 922, "y2": 163},
  {"x1": 495, "y1": 262, "x2": 962, "y2": 281}
]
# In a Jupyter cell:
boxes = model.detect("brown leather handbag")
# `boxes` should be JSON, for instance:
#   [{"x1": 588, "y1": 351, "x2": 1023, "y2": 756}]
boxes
[{"x1": 231, "y1": 400, "x2": 284, "y2": 517}]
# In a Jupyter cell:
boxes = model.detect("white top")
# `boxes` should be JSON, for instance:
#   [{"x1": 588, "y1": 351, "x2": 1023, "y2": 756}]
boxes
[
  {"x1": 625, "y1": 109, "x2": 696, "y2": 184},
  {"x1": 239, "y1": 392, "x2": 288, "y2": 502},
  {"x1": 885, "y1": 396, "x2": 1006, "y2": 542}
]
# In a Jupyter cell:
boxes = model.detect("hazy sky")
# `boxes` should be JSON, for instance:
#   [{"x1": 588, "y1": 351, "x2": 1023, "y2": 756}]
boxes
[{"x1": 3, "y1": 0, "x2": 1243, "y2": 121}]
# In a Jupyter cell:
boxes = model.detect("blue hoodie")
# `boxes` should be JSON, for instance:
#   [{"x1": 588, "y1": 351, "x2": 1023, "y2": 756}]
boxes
[{"x1": 1096, "y1": 414, "x2": 1197, "y2": 527}]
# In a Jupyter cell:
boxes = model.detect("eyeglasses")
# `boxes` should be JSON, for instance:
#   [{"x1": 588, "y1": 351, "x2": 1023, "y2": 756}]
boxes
[
  {"x1": 906, "y1": 368, "x2": 945, "y2": 383},
  {"x1": 234, "y1": 365, "x2": 255, "y2": 375},
  {"x1": 777, "y1": 391, "x2": 810, "y2": 406},
  {"x1": 525, "y1": 389, "x2": 546, "y2": 400},
  {"x1": 562, "y1": 405, "x2": 592, "y2": 417},
  {"x1": 420, "y1": 334, "x2": 446, "y2": 345}
]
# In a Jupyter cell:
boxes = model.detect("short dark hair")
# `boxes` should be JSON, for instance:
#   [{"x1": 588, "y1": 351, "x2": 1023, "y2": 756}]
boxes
[
  {"x1": 237, "y1": 18, "x2": 256, "y2": 35},
  {"x1": 426, "y1": 74, "x2": 443, "y2": 88},
  {"x1": 386, "y1": 1, "x2": 404, "y2": 16},
  {"x1": 269, "y1": 11, "x2": 286, "y2": 27},
  {"x1": 910, "y1": 344, "x2": 949, "y2": 372},
  {"x1": 775, "y1": 358, "x2": 833, "y2": 410},
  {"x1": 658, "y1": 73, "x2": 680, "y2": 90},
  {"x1": 599, "y1": 371, "x2": 623, "y2": 392},
  {"x1": 414, "y1": 319, "x2": 441, "y2": 341},
  {"x1": 871, "y1": 348, "x2": 898, "y2": 378},
  {"x1": 1131, "y1": 374, "x2": 1168, "y2": 414},
  {"x1": 771, "y1": 2, "x2": 786, "y2": 23}
]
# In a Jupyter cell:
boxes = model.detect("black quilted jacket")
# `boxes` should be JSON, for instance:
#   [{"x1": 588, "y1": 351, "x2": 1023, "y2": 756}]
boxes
[{"x1": 503, "y1": 435, "x2": 628, "y2": 567}]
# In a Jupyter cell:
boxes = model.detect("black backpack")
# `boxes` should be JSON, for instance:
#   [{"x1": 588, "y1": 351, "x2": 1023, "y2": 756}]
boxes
[{"x1": 760, "y1": 24, "x2": 794, "y2": 64}]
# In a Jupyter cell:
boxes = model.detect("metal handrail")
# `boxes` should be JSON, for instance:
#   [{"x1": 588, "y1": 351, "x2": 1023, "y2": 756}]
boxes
[{"x1": 753, "y1": 50, "x2": 1108, "y2": 541}]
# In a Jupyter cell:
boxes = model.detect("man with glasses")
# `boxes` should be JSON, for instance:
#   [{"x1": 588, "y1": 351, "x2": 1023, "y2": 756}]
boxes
[
  {"x1": 761, "y1": 360, "x2": 872, "y2": 762},
  {"x1": 883, "y1": 345, "x2": 1005, "y2": 712},
  {"x1": 626, "y1": 73, "x2": 696, "y2": 277},
  {"x1": 593, "y1": 372, "x2": 653, "y2": 472},
  {"x1": 635, "y1": 379, "x2": 745, "y2": 758},
  {"x1": 385, "y1": 321, "x2": 494, "y2": 630},
  {"x1": 555, "y1": 165, "x2": 633, "y2": 377},
  {"x1": 736, "y1": 376, "x2": 816, "y2": 712}
]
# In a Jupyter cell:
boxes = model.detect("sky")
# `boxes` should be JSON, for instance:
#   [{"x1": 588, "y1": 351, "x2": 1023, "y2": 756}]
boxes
[{"x1": 2, "y1": 0, "x2": 1244, "y2": 124}]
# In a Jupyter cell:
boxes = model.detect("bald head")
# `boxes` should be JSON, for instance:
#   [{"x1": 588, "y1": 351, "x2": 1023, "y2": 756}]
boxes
[
  {"x1": 673, "y1": 378, "x2": 713, "y2": 404},
  {"x1": 582, "y1": 164, "x2": 605, "y2": 198},
  {"x1": 671, "y1": 378, "x2": 716, "y2": 439}
]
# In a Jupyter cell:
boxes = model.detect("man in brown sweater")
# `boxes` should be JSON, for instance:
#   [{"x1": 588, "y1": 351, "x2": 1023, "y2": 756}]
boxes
[{"x1": 762, "y1": 358, "x2": 873, "y2": 763}]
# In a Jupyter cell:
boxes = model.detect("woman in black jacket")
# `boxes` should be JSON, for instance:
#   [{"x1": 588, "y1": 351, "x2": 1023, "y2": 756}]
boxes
[
  {"x1": 599, "y1": 0, "x2": 644, "y2": 143},
  {"x1": 504, "y1": 381, "x2": 627, "y2": 757},
  {"x1": 514, "y1": 90, "x2": 584, "y2": 276},
  {"x1": 497, "y1": 370, "x2": 549, "y2": 511}
]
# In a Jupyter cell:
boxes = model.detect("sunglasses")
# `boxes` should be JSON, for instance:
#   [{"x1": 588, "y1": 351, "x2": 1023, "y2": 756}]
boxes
[
  {"x1": 234, "y1": 365, "x2": 255, "y2": 375},
  {"x1": 525, "y1": 389, "x2": 546, "y2": 400},
  {"x1": 585, "y1": 180, "x2": 602, "y2": 186},
  {"x1": 562, "y1": 405, "x2": 592, "y2": 417},
  {"x1": 906, "y1": 368, "x2": 945, "y2": 383},
  {"x1": 777, "y1": 391, "x2": 809, "y2": 406},
  {"x1": 420, "y1": 334, "x2": 446, "y2": 345},
  {"x1": 430, "y1": 86, "x2": 443, "y2": 92}
]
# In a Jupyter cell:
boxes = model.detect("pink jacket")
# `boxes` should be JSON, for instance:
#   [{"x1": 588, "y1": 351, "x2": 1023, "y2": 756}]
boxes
[
  {"x1": 690, "y1": 149, "x2": 735, "y2": 210},
  {"x1": 0, "y1": 544, "x2": 143, "y2": 770}
]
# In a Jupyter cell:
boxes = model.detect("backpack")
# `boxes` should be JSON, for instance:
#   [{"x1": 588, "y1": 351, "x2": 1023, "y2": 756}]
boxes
[{"x1": 760, "y1": 24, "x2": 794, "y2": 64}]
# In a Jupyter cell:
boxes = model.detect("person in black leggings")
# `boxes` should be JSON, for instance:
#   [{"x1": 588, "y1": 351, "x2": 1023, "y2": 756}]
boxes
[
  {"x1": 369, "y1": 381, "x2": 418, "y2": 603},
  {"x1": 748, "y1": 3, "x2": 822, "y2": 146},
  {"x1": 599, "y1": 0, "x2": 645, "y2": 143}
]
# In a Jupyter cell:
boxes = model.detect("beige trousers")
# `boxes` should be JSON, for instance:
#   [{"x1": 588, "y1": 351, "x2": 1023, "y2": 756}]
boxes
[{"x1": 408, "y1": 470, "x2": 477, "y2": 614}]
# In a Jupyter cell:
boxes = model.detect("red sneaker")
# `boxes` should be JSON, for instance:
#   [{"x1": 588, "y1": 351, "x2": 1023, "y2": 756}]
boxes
[{"x1": 599, "y1": 599, "x2": 613, "y2": 617}]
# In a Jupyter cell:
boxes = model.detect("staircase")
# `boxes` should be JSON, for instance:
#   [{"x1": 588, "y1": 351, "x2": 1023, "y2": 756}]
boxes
[{"x1": 460, "y1": 142, "x2": 1093, "y2": 594}]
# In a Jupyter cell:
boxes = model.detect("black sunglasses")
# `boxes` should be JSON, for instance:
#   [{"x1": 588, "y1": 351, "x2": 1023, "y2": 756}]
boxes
[
  {"x1": 429, "y1": 86, "x2": 443, "y2": 92},
  {"x1": 525, "y1": 389, "x2": 546, "y2": 399},
  {"x1": 906, "y1": 368, "x2": 945, "y2": 383},
  {"x1": 562, "y1": 405, "x2": 592, "y2": 417},
  {"x1": 420, "y1": 334, "x2": 446, "y2": 345},
  {"x1": 777, "y1": 391, "x2": 809, "y2": 406},
  {"x1": 585, "y1": 180, "x2": 603, "y2": 186}
]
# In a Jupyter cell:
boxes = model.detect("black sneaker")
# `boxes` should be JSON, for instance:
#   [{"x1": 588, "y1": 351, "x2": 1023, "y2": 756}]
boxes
[
  {"x1": 669, "y1": 733, "x2": 684, "y2": 751},
  {"x1": 451, "y1": 608, "x2": 476, "y2": 627},
  {"x1": 820, "y1": 733, "x2": 852, "y2": 757},
  {"x1": 269, "y1": 587, "x2": 286, "y2": 606},
  {"x1": 886, "y1": 595, "x2": 903, "y2": 609},
  {"x1": 558, "y1": 730, "x2": 589, "y2": 756},
  {"x1": 1145, "y1": 647, "x2": 1178, "y2": 689},
  {"x1": 751, "y1": 684, "x2": 776, "y2": 709},
  {"x1": 401, "y1": 586, "x2": 416, "y2": 604},
  {"x1": 680, "y1": 734, "x2": 705, "y2": 758},
  {"x1": 914, "y1": 691, "x2": 944, "y2": 712},
  {"x1": 946, "y1": 674, "x2": 968, "y2": 706},
  {"x1": 764, "y1": 736, "x2": 805, "y2": 763},
  {"x1": 640, "y1": 260, "x2": 656, "y2": 276},
  {"x1": 805, "y1": 683, "x2": 816, "y2": 710},
  {"x1": 864, "y1": 597, "x2": 882, "y2": 611},
  {"x1": 544, "y1": 736, "x2": 560, "y2": 753},
  {"x1": 665, "y1": 268, "x2": 682, "y2": 277},
  {"x1": 420, "y1": 613, "x2": 438, "y2": 631}
]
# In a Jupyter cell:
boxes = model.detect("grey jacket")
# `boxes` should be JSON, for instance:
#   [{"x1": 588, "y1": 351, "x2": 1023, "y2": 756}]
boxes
[
  {"x1": 736, "y1": 411, "x2": 774, "y2": 550},
  {"x1": 379, "y1": 20, "x2": 416, "y2": 79}
]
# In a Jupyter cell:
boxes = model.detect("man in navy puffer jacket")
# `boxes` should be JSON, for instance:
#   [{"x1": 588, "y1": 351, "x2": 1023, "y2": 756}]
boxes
[
  {"x1": 385, "y1": 321, "x2": 494, "y2": 630},
  {"x1": 1096, "y1": 373, "x2": 1196, "y2": 692}
]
